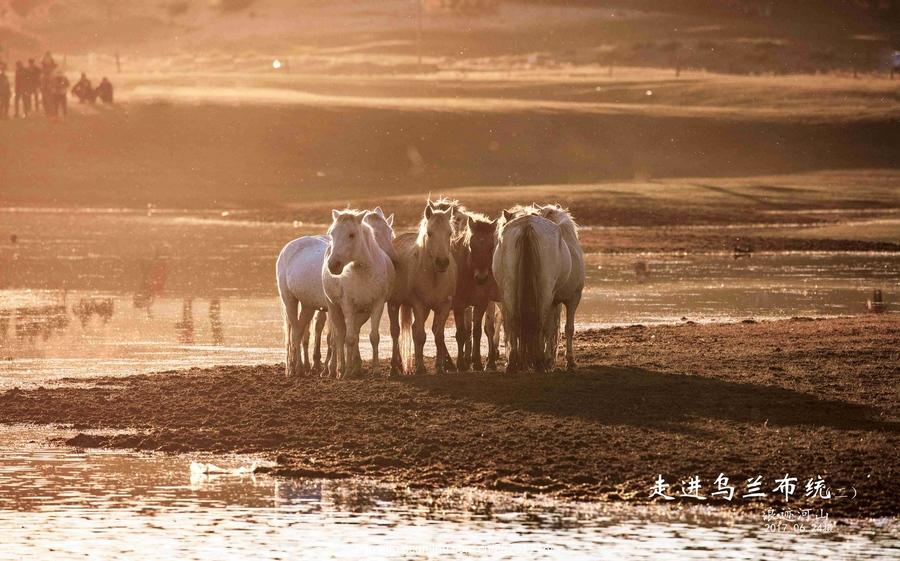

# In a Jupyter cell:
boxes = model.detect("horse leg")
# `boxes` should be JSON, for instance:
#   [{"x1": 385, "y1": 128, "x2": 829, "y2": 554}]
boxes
[
  {"x1": 565, "y1": 292, "x2": 581, "y2": 371},
  {"x1": 433, "y1": 303, "x2": 452, "y2": 375},
  {"x1": 282, "y1": 295, "x2": 300, "y2": 377},
  {"x1": 341, "y1": 303, "x2": 364, "y2": 379},
  {"x1": 312, "y1": 309, "x2": 327, "y2": 373},
  {"x1": 484, "y1": 302, "x2": 500, "y2": 370},
  {"x1": 486, "y1": 302, "x2": 501, "y2": 371},
  {"x1": 328, "y1": 303, "x2": 346, "y2": 378},
  {"x1": 388, "y1": 302, "x2": 402, "y2": 376},
  {"x1": 503, "y1": 303, "x2": 518, "y2": 374},
  {"x1": 472, "y1": 303, "x2": 486, "y2": 371},
  {"x1": 453, "y1": 305, "x2": 468, "y2": 372},
  {"x1": 297, "y1": 306, "x2": 316, "y2": 376},
  {"x1": 323, "y1": 319, "x2": 334, "y2": 377},
  {"x1": 301, "y1": 316, "x2": 311, "y2": 373},
  {"x1": 411, "y1": 302, "x2": 428, "y2": 375},
  {"x1": 537, "y1": 304, "x2": 558, "y2": 373},
  {"x1": 369, "y1": 299, "x2": 386, "y2": 377}
]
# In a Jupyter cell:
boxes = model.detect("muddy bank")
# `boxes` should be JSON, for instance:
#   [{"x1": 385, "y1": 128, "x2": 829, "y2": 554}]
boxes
[{"x1": 0, "y1": 315, "x2": 897, "y2": 517}]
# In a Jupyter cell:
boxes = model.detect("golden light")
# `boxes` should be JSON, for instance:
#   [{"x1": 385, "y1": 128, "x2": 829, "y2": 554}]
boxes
[{"x1": 272, "y1": 59, "x2": 282, "y2": 70}]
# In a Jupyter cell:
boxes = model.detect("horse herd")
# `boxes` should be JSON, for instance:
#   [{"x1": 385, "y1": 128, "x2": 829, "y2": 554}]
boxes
[{"x1": 276, "y1": 198, "x2": 585, "y2": 378}]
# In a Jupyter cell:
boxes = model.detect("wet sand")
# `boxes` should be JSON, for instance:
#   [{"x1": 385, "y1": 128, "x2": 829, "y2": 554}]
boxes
[{"x1": 1, "y1": 315, "x2": 896, "y2": 518}]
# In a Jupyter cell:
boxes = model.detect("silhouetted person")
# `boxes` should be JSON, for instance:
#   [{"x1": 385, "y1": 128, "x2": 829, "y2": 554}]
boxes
[
  {"x1": 72, "y1": 73, "x2": 95, "y2": 103},
  {"x1": 52, "y1": 72, "x2": 70, "y2": 118},
  {"x1": 96, "y1": 77, "x2": 114, "y2": 104},
  {"x1": 0, "y1": 67, "x2": 10, "y2": 120},
  {"x1": 41, "y1": 51, "x2": 57, "y2": 76},
  {"x1": 14, "y1": 61, "x2": 29, "y2": 116},
  {"x1": 26, "y1": 59, "x2": 41, "y2": 112}
]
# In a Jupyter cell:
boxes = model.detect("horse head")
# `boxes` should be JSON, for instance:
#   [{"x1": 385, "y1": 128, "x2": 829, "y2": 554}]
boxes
[
  {"x1": 466, "y1": 215, "x2": 498, "y2": 285},
  {"x1": 327, "y1": 209, "x2": 368, "y2": 275},
  {"x1": 420, "y1": 201, "x2": 455, "y2": 273},
  {"x1": 363, "y1": 206, "x2": 396, "y2": 262}
]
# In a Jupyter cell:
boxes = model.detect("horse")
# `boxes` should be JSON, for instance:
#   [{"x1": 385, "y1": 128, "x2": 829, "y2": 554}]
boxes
[
  {"x1": 322, "y1": 209, "x2": 395, "y2": 378},
  {"x1": 451, "y1": 211, "x2": 502, "y2": 371},
  {"x1": 535, "y1": 204, "x2": 585, "y2": 370},
  {"x1": 388, "y1": 201, "x2": 457, "y2": 375},
  {"x1": 276, "y1": 235, "x2": 330, "y2": 376},
  {"x1": 493, "y1": 209, "x2": 572, "y2": 373},
  {"x1": 277, "y1": 207, "x2": 394, "y2": 376}
]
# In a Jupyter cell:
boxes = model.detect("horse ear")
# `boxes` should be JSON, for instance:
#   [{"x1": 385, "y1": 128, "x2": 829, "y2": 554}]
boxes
[
  {"x1": 374, "y1": 206, "x2": 385, "y2": 218},
  {"x1": 503, "y1": 209, "x2": 513, "y2": 221},
  {"x1": 332, "y1": 209, "x2": 340, "y2": 221},
  {"x1": 425, "y1": 204, "x2": 434, "y2": 219},
  {"x1": 387, "y1": 214, "x2": 394, "y2": 226},
  {"x1": 466, "y1": 215, "x2": 473, "y2": 229}
]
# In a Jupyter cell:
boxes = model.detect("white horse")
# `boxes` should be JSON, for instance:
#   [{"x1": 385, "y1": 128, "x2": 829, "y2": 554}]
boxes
[
  {"x1": 493, "y1": 210, "x2": 572, "y2": 373},
  {"x1": 388, "y1": 201, "x2": 457, "y2": 375},
  {"x1": 276, "y1": 207, "x2": 395, "y2": 377},
  {"x1": 276, "y1": 236, "x2": 330, "y2": 376},
  {"x1": 323, "y1": 209, "x2": 396, "y2": 378},
  {"x1": 536, "y1": 204, "x2": 584, "y2": 370}
]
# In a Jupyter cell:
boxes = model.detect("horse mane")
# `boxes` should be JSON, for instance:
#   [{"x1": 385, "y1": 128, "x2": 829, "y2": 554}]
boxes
[
  {"x1": 328, "y1": 209, "x2": 380, "y2": 263},
  {"x1": 415, "y1": 207, "x2": 456, "y2": 248},
  {"x1": 497, "y1": 204, "x2": 538, "y2": 233},
  {"x1": 429, "y1": 196, "x2": 462, "y2": 211},
  {"x1": 457, "y1": 210, "x2": 493, "y2": 247},
  {"x1": 326, "y1": 208, "x2": 366, "y2": 235},
  {"x1": 544, "y1": 204, "x2": 580, "y2": 241}
]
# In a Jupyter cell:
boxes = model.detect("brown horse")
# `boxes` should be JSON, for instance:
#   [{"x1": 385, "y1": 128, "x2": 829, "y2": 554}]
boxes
[
  {"x1": 388, "y1": 201, "x2": 457, "y2": 375},
  {"x1": 451, "y1": 212, "x2": 502, "y2": 371}
]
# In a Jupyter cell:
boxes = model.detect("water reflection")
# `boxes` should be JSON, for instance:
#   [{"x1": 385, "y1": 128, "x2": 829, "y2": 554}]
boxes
[
  {"x1": 14, "y1": 304, "x2": 70, "y2": 343},
  {"x1": 133, "y1": 255, "x2": 169, "y2": 315},
  {"x1": 72, "y1": 297, "x2": 115, "y2": 327},
  {"x1": 0, "y1": 426, "x2": 894, "y2": 561},
  {"x1": 209, "y1": 298, "x2": 225, "y2": 345},
  {"x1": 175, "y1": 298, "x2": 195, "y2": 344}
]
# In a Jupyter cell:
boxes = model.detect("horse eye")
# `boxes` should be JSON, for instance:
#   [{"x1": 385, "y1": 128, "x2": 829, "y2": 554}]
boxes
[{"x1": 427, "y1": 230, "x2": 434, "y2": 237}]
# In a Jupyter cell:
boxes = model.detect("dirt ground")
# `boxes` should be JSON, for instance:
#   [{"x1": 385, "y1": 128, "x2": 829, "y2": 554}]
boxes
[{"x1": 1, "y1": 315, "x2": 896, "y2": 518}]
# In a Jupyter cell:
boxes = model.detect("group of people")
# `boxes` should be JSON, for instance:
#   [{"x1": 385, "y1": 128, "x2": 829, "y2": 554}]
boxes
[{"x1": 0, "y1": 51, "x2": 114, "y2": 120}]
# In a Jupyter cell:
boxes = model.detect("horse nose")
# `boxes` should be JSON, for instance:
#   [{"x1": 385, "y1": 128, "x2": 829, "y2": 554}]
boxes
[
  {"x1": 435, "y1": 257, "x2": 450, "y2": 272},
  {"x1": 328, "y1": 259, "x2": 343, "y2": 275},
  {"x1": 474, "y1": 271, "x2": 488, "y2": 284}
]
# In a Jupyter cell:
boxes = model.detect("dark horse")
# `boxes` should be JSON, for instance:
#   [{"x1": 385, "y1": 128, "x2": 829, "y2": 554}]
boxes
[{"x1": 451, "y1": 211, "x2": 502, "y2": 371}]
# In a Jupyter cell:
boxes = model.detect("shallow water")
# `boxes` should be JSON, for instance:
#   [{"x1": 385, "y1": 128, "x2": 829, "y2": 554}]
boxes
[
  {"x1": 1, "y1": 208, "x2": 897, "y2": 387},
  {"x1": 0, "y1": 426, "x2": 895, "y2": 561},
  {"x1": 1, "y1": 210, "x2": 898, "y2": 558}
]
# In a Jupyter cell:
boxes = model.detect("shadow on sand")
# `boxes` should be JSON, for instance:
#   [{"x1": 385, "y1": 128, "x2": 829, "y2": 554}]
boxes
[{"x1": 399, "y1": 367, "x2": 898, "y2": 433}]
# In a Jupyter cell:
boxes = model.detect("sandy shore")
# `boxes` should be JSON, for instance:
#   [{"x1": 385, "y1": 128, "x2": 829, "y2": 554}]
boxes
[{"x1": 1, "y1": 315, "x2": 896, "y2": 517}]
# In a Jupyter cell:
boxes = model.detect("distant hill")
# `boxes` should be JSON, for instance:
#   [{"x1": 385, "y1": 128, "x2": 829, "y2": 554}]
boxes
[{"x1": 1, "y1": 0, "x2": 897, "y2": 74}]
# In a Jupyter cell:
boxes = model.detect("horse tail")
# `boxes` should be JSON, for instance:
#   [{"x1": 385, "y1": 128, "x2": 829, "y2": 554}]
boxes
[
  {"x1": 517, "y1": 223, "x2": 542, "y2": 370},
  {"x1": 399, "y1": 303, "x2": 414, "y2": 373}
]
